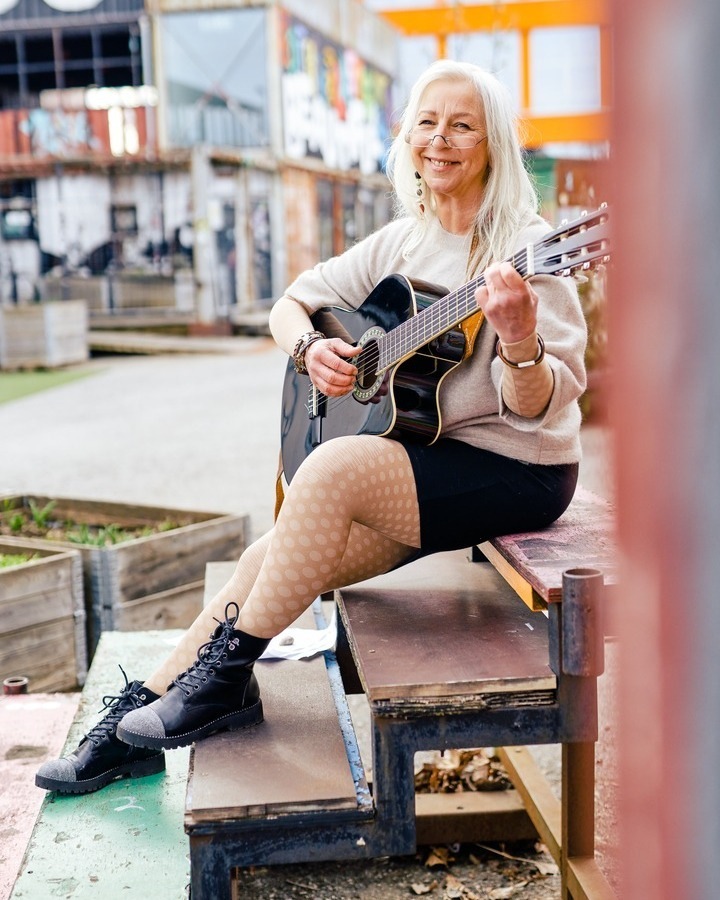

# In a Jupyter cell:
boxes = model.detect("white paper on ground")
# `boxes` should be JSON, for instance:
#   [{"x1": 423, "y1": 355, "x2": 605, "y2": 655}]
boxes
[{"x1": 259, "y1": 608, "x2": 337, "y2": 661}]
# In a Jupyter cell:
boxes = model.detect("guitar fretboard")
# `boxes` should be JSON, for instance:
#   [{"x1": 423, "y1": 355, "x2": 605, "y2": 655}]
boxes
[{"x1": 377, "y1": 245, "x2": 530, "y2": 370}]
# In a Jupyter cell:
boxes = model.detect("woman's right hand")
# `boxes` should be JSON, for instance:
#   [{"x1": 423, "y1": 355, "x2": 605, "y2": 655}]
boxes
[{"x1": 304, "y1": 338, "x2": 361, "y2": 396}]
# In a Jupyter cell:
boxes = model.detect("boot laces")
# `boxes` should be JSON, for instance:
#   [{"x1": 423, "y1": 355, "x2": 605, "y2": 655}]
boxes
[
  {"x1": 172, "y1": 602, "x2": 241, "y2": 696},
  {"x1": 86, "y1": 666, "x2": 144, "y2": 745}
]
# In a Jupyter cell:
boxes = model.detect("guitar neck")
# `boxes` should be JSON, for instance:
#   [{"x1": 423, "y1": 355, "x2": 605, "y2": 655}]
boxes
[
  {"x1": 377, "y1": 245, "x2": 530, "y2": 371},
  {"x1": 373, "y1": 206, "x2": 610, "y2": 371}
]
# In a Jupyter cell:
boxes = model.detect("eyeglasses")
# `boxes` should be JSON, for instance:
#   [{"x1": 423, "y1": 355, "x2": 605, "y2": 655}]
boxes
[{"x1": 405, "y1": 128, "x2": 488, "y2": 150}]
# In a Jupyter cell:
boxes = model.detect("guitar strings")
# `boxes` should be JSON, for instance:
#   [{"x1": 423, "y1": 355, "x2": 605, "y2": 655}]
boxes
[
  {"x1": 308, "y1": 247, "x2": 528, "y2": 417},
  {"x1": 306, "y1": 216, "x2": 608, "y2": 416},
  {"x1": 354, "y1": 220, "x2": 606, "y2": 375}
]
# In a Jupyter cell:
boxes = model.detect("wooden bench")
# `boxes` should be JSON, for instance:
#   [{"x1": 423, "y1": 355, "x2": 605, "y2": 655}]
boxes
[{"x1": 185, "y1": 486, "x2": 617, "y2": 900}]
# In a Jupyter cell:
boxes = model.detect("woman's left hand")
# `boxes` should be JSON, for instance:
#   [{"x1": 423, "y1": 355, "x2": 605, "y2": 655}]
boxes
[{"x1": 475, "y1": 262, "x2": 539, "y2": 344}]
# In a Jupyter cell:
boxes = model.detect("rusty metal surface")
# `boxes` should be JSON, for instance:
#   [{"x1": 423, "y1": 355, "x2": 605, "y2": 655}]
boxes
[
  {"x1": 337, "y1": 550, "x2": 555, "y2": 704},
  {"x1": 487, "y1": 486, "x2": 617, "y2": 603}
]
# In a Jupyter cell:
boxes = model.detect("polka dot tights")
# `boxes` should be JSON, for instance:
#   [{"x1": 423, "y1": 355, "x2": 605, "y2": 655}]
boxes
[{"x1": 143, "y1": 436, "x2": 420, "y2": 694}]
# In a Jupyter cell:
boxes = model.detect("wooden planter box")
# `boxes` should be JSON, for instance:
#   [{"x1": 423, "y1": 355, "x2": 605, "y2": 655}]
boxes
[
  {"x1": 44, "y1": 274, "x2": 110, "y2": 311},
  {"x1": 0, "y1": 540, "x2": 87, "y2": 692},
  {"x1": 0, "y1": 496, "x2": 250, "y2": 658},
  {"x1": 0, "y1": 300, "x2": 89, "y2": 370}
]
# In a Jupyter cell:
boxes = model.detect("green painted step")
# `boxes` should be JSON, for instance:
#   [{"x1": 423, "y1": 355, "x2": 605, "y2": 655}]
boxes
[{"x1": 11, "y1": 630, "x2": 190, "y2": 900}]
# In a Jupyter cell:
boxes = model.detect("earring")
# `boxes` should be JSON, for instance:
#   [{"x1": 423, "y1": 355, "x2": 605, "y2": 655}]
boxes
[{"x1": 414, "y1": 170, "x2": 423, "y2": 199}]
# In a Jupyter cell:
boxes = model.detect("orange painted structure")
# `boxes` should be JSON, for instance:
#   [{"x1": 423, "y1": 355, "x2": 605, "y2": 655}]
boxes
[{"x1": 378, "y1": 0, "x2": 611, "y2": 148}]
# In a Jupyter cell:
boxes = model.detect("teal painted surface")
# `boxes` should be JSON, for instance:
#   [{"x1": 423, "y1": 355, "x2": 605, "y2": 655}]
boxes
[{"x1": 11, "y1": 631, "x2": 190, "y2": 900}]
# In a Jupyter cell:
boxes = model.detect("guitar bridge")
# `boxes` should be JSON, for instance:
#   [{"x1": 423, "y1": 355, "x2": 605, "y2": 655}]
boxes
[{"x1": 306, "y1": 383, "x2": 327, "y2": 447}]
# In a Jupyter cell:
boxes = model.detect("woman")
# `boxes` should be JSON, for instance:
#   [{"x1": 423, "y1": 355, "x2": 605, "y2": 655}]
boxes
[{"x1": 36, "y1": 59, "x2": 586, "y2": 794}]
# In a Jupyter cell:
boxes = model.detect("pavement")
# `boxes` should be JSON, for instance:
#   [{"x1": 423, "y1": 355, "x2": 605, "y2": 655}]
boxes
[{"x1": 0, "y1": 337, "x2": 617, "y2": 899}]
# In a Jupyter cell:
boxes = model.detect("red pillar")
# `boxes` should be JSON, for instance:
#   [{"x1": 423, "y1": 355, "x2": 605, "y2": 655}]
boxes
[{"x1": 612, "y1": 0, "x2": 720, "y2": 896}]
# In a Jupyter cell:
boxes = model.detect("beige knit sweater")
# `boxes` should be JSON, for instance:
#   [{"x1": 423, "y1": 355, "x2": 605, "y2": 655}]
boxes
[{"x1": 282, "y1": 214, "x2": 587, "y2": 465}]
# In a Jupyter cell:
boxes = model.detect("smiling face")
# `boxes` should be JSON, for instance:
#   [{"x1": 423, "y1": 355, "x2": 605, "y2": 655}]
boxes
[{"x1": 410, "y1": 78, "x2": 489, "y2": 230}]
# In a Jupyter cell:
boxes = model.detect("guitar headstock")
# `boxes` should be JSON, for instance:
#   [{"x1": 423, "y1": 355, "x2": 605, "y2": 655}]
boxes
[{"x1": 533, "y1": 204, "x2": 610, "y2": 278}]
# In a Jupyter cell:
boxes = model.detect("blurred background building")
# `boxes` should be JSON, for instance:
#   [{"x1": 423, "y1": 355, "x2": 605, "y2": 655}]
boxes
[{"x1": 0, "y1": 0, "x2": 610, "y2": 330}]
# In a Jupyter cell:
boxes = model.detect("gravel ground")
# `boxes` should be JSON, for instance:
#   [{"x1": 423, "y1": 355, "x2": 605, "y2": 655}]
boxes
[
  {"x1": 0, "y1": 341, "x2": 618, "y2": 899},
  {"x1": 234, "y1": 843, "x2": 564, "y2": 899}
]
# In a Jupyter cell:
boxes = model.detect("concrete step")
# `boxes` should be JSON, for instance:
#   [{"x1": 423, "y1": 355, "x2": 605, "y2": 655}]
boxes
[
  {"x1": 0, "y1": 691, "x2": 80, "y2": 900},
  {"x1": 9, "y1": 631, "x2": 190, "y2": 900}
]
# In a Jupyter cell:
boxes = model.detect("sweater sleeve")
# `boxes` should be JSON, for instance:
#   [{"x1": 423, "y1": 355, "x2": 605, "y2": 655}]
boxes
[{"x1": 490, "y1": 273, "x2": 587, "y2": 432}]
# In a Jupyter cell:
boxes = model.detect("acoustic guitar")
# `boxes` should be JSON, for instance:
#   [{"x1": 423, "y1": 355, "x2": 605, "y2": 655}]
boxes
[{"x1": 280, "y1": 206, "x2": 610, "y2": 483}]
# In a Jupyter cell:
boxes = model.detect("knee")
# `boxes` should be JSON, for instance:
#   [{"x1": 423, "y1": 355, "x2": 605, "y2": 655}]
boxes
[
  {"x1": 292, "y1": 436, "x2": 364, "y2": 486},
  {"x1": 234, "y1": 531, "x2": 271, "y2": 576}
]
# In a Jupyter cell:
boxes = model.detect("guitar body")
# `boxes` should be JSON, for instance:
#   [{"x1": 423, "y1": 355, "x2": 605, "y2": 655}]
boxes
[{"x1": 280, "y1": 274, "x2": 466, "y2": 483}]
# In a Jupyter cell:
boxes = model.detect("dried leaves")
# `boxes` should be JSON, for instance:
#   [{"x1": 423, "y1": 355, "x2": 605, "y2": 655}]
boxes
[
  {"x1": 410, "y1": 870, "x2": 525, "y2": 899},
  {"x1": 414, "y1": 748, "x2": 512, "y2": 794},
  {"x1": 410, "y1": 750, "x2": 558, "y2": 896},
  {"x1": 410, "y1": 839, "x2": 560, "y2": 899},
  {"x1": 410, "y1": 872, "x2": 480, "y2": 898}
]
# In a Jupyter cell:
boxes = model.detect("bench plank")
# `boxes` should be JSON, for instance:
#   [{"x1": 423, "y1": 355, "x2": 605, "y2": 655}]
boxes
[
  {"x1": 185, "y1": 646, "x2": 360, "y2": 821},
  {"x1": 485, "y1": 487, "x2": 617, "y2": 605},
  {"x1": 337, "y1": 550, "x2": 555, "y2": 704},
  {"x1": 185, "y1": 591, "x2": 359, "y2": 823}
]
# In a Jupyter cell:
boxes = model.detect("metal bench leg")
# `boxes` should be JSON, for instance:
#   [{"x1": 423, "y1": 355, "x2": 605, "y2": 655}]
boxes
[
  {"x1": 190, "y1": 837, "x2": 233, "y2": 900},
  {"x1": 371, "y1": 716, "x2": 418, "y2": 857}
]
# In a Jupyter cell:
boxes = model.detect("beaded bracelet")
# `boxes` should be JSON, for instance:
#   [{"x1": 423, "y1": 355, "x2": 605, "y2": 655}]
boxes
[
  {"x1": 496, "y1": 334, "x2": 545, "y2": 369},
  {"x1": 292, "y1": 330, "x2": 326, "y2": 374}
]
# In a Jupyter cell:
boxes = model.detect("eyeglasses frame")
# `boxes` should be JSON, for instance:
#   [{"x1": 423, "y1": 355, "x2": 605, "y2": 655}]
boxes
[{"x1": 404, "y1": 130, "x2": 488, "y2": 150}]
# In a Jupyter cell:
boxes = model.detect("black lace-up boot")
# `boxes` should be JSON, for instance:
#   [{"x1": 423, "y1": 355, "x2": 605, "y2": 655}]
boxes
[
  {"x1": 35, "y1": 669, "x2": 164, "y2": 794},
  {"x1": 117, "y1": 603, "x2": 270, "y2": 750}
]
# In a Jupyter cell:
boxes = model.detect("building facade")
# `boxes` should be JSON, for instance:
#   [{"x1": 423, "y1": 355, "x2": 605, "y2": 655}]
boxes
[{"x1": 0, "y1": 0, "x2": 398, "y2": 322}]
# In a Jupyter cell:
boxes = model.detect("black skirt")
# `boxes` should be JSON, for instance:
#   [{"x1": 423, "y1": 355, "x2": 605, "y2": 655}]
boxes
[{"x1": 401, "y1": 437, "x2": 579, "y2": 556}]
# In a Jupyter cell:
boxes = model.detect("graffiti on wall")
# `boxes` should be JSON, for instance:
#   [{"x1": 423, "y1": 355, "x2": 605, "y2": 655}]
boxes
[
  {"x1": 17, "y1": 109, "x2": 101, "y2": 157},
  {"x1": 281, "y1": 13, "x2": 392, "y2": 175},
  {"x1": 0, "y1": 105, "x2": 149, "y2": 159}
]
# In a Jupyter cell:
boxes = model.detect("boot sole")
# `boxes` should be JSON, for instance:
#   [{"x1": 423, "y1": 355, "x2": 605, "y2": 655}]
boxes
[
  {"x1": 117, "y1": 700, "x2": 264, "y2": 750},
  {"x1": 35, "y1": 752, "x2": 166, "y2": 795}
]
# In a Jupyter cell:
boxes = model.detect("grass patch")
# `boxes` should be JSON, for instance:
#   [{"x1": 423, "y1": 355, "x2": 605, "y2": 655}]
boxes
[
  {"x1": 0, "y1": 367, "x2": 98, "y2": 405},
  {"x1": 0, "y1": 551, "x2": 39, "y2": 569}
]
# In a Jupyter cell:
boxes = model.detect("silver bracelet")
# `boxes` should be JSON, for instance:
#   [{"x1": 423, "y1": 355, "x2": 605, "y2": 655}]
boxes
[
  {"x1": 496, "y1": 335, "x2": 545, "y2": 369},
  {"x1": 292, "y1": 330, "x2": 325, "y2": 374}
]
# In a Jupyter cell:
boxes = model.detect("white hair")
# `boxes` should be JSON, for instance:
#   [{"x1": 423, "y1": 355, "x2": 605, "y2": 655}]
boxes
[{"x1": 385, "y1": 60, "x2": 539, "y2": 274}]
